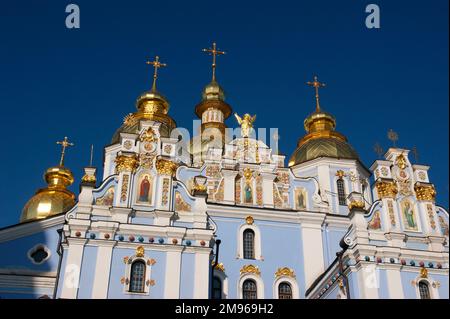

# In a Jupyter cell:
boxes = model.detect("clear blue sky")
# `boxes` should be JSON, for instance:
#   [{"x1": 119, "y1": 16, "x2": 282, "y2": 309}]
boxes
[{"x1": 0, "y1": 0, "x2": 448, "y2": 228}]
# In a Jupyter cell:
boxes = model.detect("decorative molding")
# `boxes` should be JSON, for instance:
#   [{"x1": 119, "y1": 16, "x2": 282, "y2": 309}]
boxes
[
  {"x1": 375, "y1": 179, "x2": 398, "y2": 199},
  {"x1": 115, "y1": 154, "x2": 139, "y2": 174},
  {"x1": 275, "y1": 267, "x2": 296, "y2": 278},
  {"x1": 240, "y1": 264, "x2": 261, "y2": 276},
  {"x1": 156, "y1": 158, "x2": 178, "y2": 176},
  {"x1": 415, "y1": 183, "x2": 436, "y2": 202}
]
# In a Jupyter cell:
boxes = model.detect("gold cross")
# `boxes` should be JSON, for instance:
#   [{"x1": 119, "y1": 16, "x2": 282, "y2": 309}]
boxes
[
  {"x1": 202, "y1": 42, "x2": 226, "y2": 81},
  {"x1": 373, "y1": 142, "x2": 384, "y2": 158},
  {"x1": 307, "y1": 75, "x2": 326, "y2": 112},
  {"x1": 387, "y1": 129, "x2": 398, "y2": 147},
  {"x1": 56, "y1": 136, "x2": 74, "y2": 166},
  {"x1": 146, "y1": 56, "x2": 167, "y2": 91}
]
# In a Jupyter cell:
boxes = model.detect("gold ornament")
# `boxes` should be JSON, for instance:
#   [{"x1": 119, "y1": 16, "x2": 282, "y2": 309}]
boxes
[
  {"x1": 136, "y1": 246, "x2": 145, "y2": 257},
  {"x1": 81, "y1": 173, "x2": 96, "y2": 184},
  {"x1": 243, "y1": 168, "x2": 253, "y2": 181},
  {"x1": 156, "y1": 158, "x2": 178, "y2": 176},
  {"x1": 375, "y1": 180, "x2": 398, "y2": 198},
  {"x1": 245, "y1": 216, "x2": 254, "y2": 225},
  {"x1": 240, "y1": 264, "x2": 261, "y2": 276},
  {"x1": 348, "y1": 200, "x2": 365, "y2": 210},
  {"x1": 115, "y1": 154, "x2": 138, "y2": 174},
  {"x1": 335, "y1": 170, "x2": 346, "y2": 179},
  {"x1": 414, "y1": 183, "x2": 436, "y2": 201},
  {"x1": 235, "y1": 113, "x2": 256, "y2": 138},
  {"x1": 140, "y1": 127, "x2": 156, "y2": 143},
  {"x1": 275, "y1": 267, "x2": 296, "y2": 278},
  {"x1": 420, "y1": 267, "x2": 428, "y2": 278},
  {"x1": 211, "y1": 261, "x2": 225, "y2": 272},
  {"x1": 395, "y1": 154, "x2": 408, "y2": 170}
]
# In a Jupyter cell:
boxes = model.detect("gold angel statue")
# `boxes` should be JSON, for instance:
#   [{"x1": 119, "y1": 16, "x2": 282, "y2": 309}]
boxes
[{"x1": 234, "y1": 113, "x2": 256, "y2": 138}]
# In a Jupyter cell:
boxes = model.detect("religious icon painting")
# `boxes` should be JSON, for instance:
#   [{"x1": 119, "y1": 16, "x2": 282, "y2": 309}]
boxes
[
  {"x1": 95, "y1": 187, "x2": 115, "y2": 206},
  {"x1": 400, "y1": 199, "x2": 418, "y2": 231},
  {"x1": 295, "y1": 188, "x2": 307, "y2": 210},
  {"x1": 368, "y1": 211, "x2": 382, "y2": 230},
  {"x1": 136, "y1": 174, "x2": 153, "y2": 205},
  {"x1": 243, "y1": 183, "x2": 253, "y2": 204}
]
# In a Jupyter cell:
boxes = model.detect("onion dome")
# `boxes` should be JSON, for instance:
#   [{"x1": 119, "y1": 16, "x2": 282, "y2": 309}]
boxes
[
  {"x1": 288, "y1": 76, "x2": 359, "y2": 167},
  {"x1": 112, "y1": 56, "x2": 176, "y2": 144},
  {"x1": 21, "y1": 137, "x2": 76, "y2": 223}
]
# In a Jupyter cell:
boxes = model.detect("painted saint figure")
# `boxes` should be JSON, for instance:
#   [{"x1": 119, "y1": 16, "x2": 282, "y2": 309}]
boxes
[
  {"x1": 139, "y1": 176, "x2": 151, "y2": 203},
  {"x1": 296, "y1": 188, "x2": 306, "y2": 210},
  {"x1": 368, "y1": 211, "x2": 382, "y2": 230},
  {"x1": 403, "y1": 201, "x2": 416, "y2": 229},
  {"x1": 244, "y1": 184, "x2": 253, "y2": 204}
]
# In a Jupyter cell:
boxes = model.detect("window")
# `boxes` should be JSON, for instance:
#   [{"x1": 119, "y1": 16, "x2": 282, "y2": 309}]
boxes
[
  {"x1": 243, "y1": 229, "x2": 255, "y2": 259},
  {"x1": 419, "y1": 281, "x2": 431, "y2": 299},
  {"x1": 129, "y1": 261, "x2": 146, "y2": 293},
  {"x1": 212, "y1": 277, "x2": 222, "y2": 299},
  {"x1": 242, "y1": 279, "x2": 257, "y2": 299},
  {"x1": 336, "y1": 179, "x2": 346, "y2": 206},
  {"x1": 278, "y1": 282, "x2": 292, "y2": 299},
  {"x1": 27, "y1": 245, "x2": 50, "y2": 265},
  {"x1": 31, "y1": 248, "x2": 48, "y2": 264}
]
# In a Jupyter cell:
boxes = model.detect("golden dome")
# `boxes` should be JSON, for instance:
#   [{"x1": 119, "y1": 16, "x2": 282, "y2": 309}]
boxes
[
  {"x1": 21, "y1": 166, "x2": 75, "y2": 223},
  {"x1": 195, "y1": 80, "x2": 232, "y2": 119},
  {"x1": 289, "y1": 75, "x2": 359, "y2": 167},
  {"x1": 112, "y1": 89, "x2": 176, "y2": 143},
  {"x1": 289, "y1": 110, "x2": 359, "y2": 166}
]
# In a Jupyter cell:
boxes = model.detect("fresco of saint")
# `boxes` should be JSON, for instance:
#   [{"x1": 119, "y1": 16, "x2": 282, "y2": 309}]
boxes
[
  {"x1": 368, "y1": 211, "x2": 382, "y2": 230},
  {"x1": 244, "y1": 184, "x2": 253, "y2": 204},
  {"x1": 295, "y1": 188, "x2": 306, "y2": 210},
  {"x1": 138, "y1": 175, "x2": 152, "y2": 204},
  {"x1": 402, "y1": 200, "x2": 417, "y2": 230}
]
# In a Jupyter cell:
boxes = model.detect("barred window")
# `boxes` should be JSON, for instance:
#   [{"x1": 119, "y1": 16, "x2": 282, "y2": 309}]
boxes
[
  {"x1": 278, "y1": 282, "x2": 292, "y2": 299},
  {"x1": 212, "y1": 277, "x2": 222, "y2": 299},
  {"x1": 129, "y1": 260, "x2": 146, "y2": 293},
  {"x1": 243, "y1": 279, "x2": 257, "y2": 299},
  {"x1": 419, "y1": 281, "x2": 431, "y2": 299},
  {"x1": 243, "y1": 229, "x2": 255, "y2": 259},
  {"x1": 337, "y1": 179, "x2": 346, "y2": 206}
]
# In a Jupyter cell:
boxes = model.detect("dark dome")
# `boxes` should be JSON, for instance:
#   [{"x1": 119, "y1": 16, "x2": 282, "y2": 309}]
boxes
[{"x1": 289, "y1": 137, "x2": 359, "y2": 166}]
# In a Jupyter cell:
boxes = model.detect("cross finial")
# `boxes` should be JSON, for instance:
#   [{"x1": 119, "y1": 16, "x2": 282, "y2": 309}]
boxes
[
  {"x1": 56, "y1": 136, "x2": 74, "y2": 166},
  {"x1": 89, "y1": 144, "x2": 94, "y2": 167},
  {"x1": 387, "y1": 129, "x2": 399, "y2": 147},
  {"x1": 202, "y1": 42, "x2": 226, "y2": 81},
  {"x1": 146, "y1": 56, "x2": 167, "y2": 91},
  {"x1": 411, "y1": 146, "x2": 419, "y2": 162},
  {"x1": 373, "y1": 142, "x2": 384, "y2": 158},
  {"x1": 307, "y1": 75, "x2": 326, "y2": 112}
]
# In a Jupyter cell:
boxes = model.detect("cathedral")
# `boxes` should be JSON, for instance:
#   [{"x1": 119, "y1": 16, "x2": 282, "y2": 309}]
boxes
[{"x1": 0, "y1": 43, "x2": 448, "y2": 299}]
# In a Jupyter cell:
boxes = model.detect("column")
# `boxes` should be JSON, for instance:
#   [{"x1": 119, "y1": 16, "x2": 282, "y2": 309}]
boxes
[
  {"x1": 91, "y1": 241, "x2": 116, "y2": 299},
  {"x1": 59, "y1": 238, "x2": 87, "y2": 299},
  {"x1": 164, "y1": 249, "x2": 182, "y2": 298},
  {"x1": 193, "y1": 250, "x2": 211, "y2": 299}
]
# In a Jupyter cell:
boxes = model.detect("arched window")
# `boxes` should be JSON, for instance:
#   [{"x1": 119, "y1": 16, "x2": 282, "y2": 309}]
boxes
[
  {"x1": 278, "y1": 282, "x2": 292, "y2": 299},
  {"x1": 129, "y1": 261, "x2": 146, "y2": 293},
  {"x1": 243, "y1": 229, "x2": 255, "y2": 259},
  {"x1": 242, "y1": 279, "x2": 257, "y2": 299},
  {"x1": 336, "y1": 179, "x2": 346, "y2": 206},
  {"x1": 419, "y1": 281, "x2": 431, "y2": 299},
  {"x1": 212, "y1": 277, "x2": 222, "y2": 299}
]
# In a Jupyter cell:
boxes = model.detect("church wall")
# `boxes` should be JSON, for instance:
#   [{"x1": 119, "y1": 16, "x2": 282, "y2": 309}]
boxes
[
  {"x1": 0, "y1": 224, "x2": 61, "y2": 274},
  {"x1": 377, "y1": 269, "x2": 390, "y2": 299},
  {"x1": 213, "y1": 217, "x2": 305, "y2": 298},
  {"x1": 77, "y1": 246, "x2": 98, "y2": 299},
  {"x1": 107, "y1": 247, "x2": 167, "y2": 299},
  {"x1": 347, "y1": 271, "x2": 360, "y2": 299},
  {"x1": 179, "y1": 252, "x2": 195, "y2": 298},
  {"x1": 321, "y1": 227, "x2": 347, "y2": 267}
]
